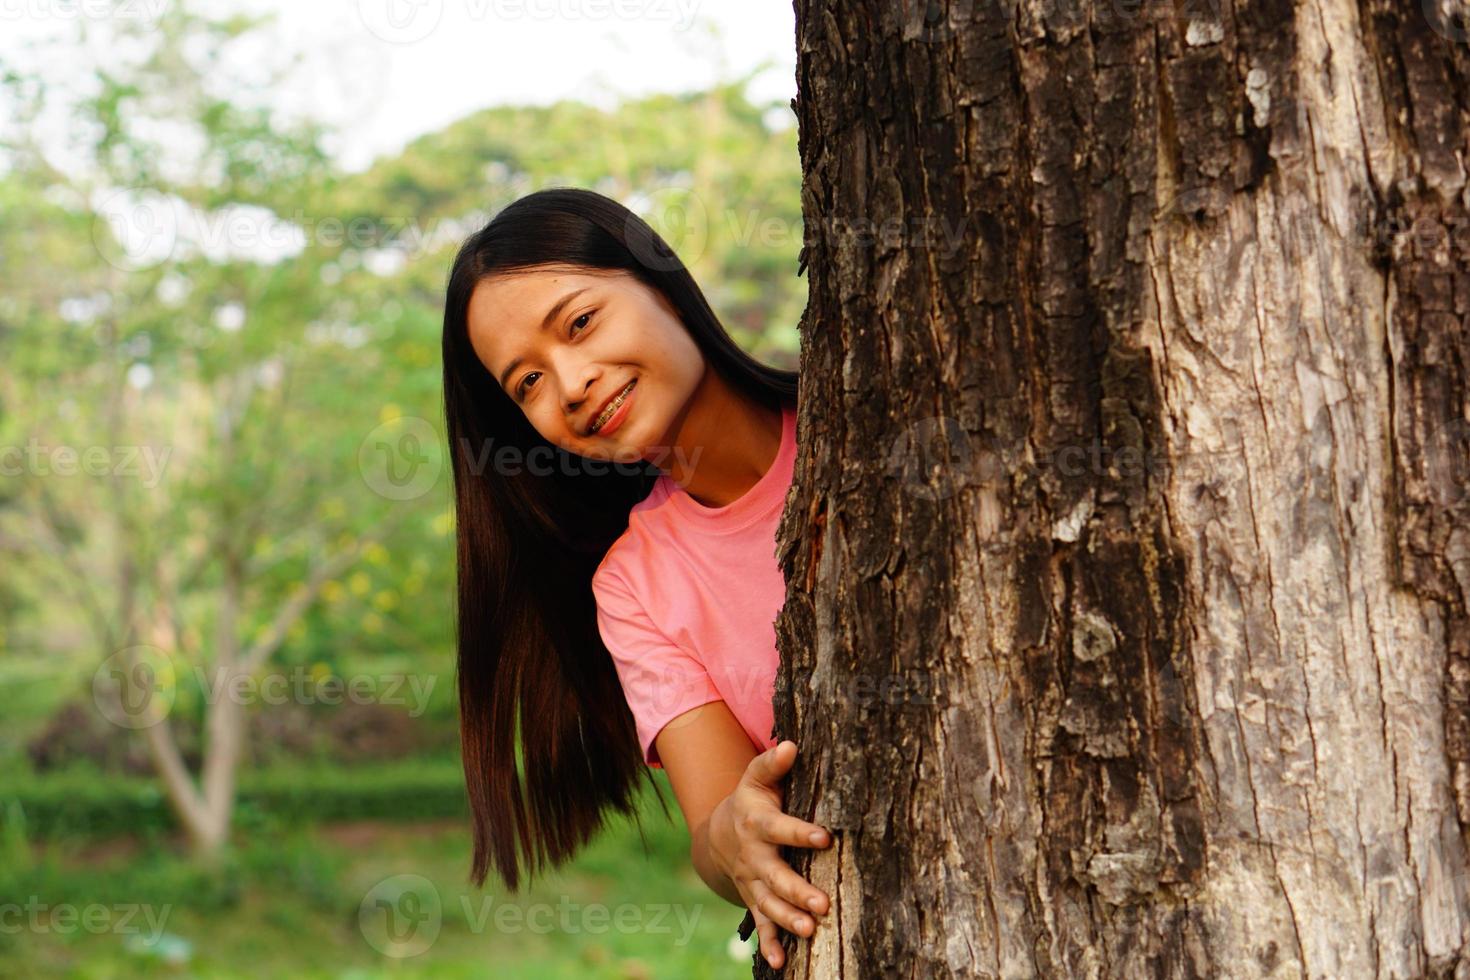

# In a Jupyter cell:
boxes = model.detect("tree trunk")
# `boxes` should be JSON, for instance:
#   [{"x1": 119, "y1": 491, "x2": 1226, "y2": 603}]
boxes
[{"x1": 771, "y1": 1, "x2": 1470, "y2": 977}]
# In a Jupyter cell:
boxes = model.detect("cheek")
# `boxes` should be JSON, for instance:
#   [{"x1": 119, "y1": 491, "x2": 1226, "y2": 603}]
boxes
[
  {"x1": 667, "y1": 333, "x2": 704, "y2": 385},
  {"x1": 526, "y1": 402, "x2": 578, "y2": 445}
]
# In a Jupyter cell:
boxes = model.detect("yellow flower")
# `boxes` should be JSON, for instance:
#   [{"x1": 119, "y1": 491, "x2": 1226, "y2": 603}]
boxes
[
  {"x1": 322, "y1": 580, "x2": 344, "y2": 603},
  {"x1": 348, "y1": 572, "x2": 371, "y2": 596},
  {"x1": 379, "y1": 404, "x2": 402, "y2": 424},
  {"x1": 363, "y1": 612, "x2": 383, "y2": 634},
  {"x1": 373, "y1": 590, "x2": 398, "y2": 611}
]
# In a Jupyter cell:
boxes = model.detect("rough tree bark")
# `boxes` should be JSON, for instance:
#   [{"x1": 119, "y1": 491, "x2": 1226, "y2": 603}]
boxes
[{"x1": 768, "y1": 1, "x2": 1470, "y2": 977}]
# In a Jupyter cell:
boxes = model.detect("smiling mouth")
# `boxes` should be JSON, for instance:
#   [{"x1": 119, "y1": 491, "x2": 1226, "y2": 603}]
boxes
[{"x1": 588, "y1": 379, "x2": 636, "y2": 435}]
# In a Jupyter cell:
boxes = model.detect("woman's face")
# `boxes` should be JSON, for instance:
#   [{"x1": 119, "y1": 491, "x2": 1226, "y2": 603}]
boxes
[{"x1": 466, "y1": 266, "x2": 704, "y2": 461}]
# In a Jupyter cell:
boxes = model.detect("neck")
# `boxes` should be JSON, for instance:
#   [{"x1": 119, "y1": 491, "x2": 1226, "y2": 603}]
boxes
[{"x1": 655, "y1": 369, "x2": 783, "y2": 509}]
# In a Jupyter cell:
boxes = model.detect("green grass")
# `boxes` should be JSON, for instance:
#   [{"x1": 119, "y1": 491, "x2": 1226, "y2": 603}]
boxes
[
  {"x1": 0, "y1": 777, "x2": 761, "y2": 978},
  {"x1": 2, "y1": 757, "x2": 475, "y2": 839}
]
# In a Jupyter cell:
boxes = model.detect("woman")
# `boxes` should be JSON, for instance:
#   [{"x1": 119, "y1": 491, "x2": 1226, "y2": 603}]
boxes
[{"x1": 441, "y1": 186, "x2": 829, "y2": 970}]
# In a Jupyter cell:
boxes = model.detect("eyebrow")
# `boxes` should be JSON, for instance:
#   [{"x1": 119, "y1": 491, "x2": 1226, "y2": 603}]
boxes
[{"x1": 496, "y1": 286, "x2": 591, "y2": 394}]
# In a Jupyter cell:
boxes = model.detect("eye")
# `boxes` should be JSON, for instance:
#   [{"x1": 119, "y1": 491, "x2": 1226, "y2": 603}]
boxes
[{"x1": 515, "y1": 310, "x2": 595, "y2": 400}]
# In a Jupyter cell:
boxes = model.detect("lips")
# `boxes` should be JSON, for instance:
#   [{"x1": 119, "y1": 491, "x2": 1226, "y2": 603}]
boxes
[{"x1": 586, "y1": 379, "x2": 636, "y2": 435}]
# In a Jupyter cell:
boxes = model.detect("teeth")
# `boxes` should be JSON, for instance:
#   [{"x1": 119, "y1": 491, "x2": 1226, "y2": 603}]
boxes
[{"x1": 591, "y1": 380, "x2": 635, "y2": 433}]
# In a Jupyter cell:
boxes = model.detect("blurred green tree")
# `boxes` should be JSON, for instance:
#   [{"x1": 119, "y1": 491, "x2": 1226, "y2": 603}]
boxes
[{"x1": 0, "y1": 0, "x2": 803, "y2": 862}]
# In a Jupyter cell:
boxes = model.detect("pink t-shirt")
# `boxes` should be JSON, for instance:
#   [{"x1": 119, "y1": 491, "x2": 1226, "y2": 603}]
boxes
[{"x1": 591, "y1": 402, "x2": 796, "y2": 769}]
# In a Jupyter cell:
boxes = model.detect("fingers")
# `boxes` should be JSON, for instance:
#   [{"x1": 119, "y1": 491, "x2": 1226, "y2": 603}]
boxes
[
  {"x1": 762, "y1": 855, "x2": 831, "y2": 917},
  {"x1": 753, "y1": 810, "x2": 833, "y2": 851},
  {"x1": 746, "y1": 739, "x2": 797, "y2": 788},
  {"x1": 748, "y1": 877, "x2": 818, "y2": 940},
  {"x1": 752, "y1": 908, "x2": 785, "y2": 970}
]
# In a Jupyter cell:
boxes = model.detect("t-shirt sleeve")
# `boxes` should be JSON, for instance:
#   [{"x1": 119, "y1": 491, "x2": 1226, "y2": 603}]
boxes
[{"x1": 591, "y1": 567, "x2": 723, "y2": 769}]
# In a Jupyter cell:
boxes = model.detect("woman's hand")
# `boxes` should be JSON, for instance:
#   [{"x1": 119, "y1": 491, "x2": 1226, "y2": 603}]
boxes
[{"x1": 707, "y1": 740, "x2": 832, "y2": 971}]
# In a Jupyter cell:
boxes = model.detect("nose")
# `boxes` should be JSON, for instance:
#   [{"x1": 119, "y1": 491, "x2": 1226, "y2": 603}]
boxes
[{"x1": 552, "y1": 348, "x2": 599, "y2": 418}]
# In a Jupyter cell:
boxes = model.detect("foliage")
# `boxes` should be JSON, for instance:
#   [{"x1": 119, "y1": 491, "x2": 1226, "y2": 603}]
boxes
[
  {"x1": 0, "y1": 7, "x2": 799, "y2": 972},
  {"x1": 0, "y1": 757, "x2": 471, "y2": 839}
]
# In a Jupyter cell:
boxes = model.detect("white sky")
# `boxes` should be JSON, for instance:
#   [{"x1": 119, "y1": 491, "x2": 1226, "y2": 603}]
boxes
[{"x1": 0, "y1": 0, "x2": 798, "y2": 172}]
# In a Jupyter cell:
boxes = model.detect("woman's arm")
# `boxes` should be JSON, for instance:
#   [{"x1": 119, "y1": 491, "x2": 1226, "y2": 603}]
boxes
[
  {"x1": 690, "y1": 805, "x2": 745, "y2": 907},
  {"x1": 653, "y1": 700, "x2": 756, "y2": 906},
  {"x1": 655, "y1": 702, "x2": 833, "y2": 971}
]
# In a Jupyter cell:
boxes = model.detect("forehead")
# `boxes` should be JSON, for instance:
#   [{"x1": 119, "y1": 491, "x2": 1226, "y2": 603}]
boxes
[{"x1": 466, "y1": 267, "x2": 612, "y2": 368}]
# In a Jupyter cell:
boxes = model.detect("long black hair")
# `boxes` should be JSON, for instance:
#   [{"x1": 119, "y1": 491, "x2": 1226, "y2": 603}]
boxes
[{"x1": 442, "y1": 186, "x2": 798, "y2": 890}]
